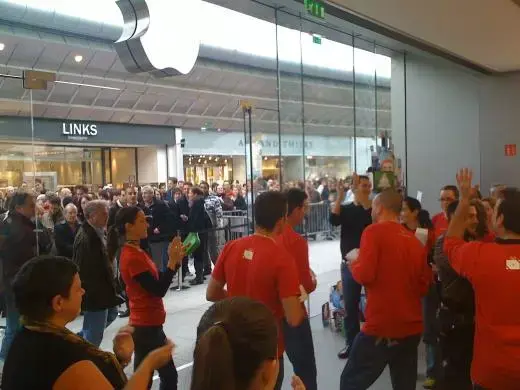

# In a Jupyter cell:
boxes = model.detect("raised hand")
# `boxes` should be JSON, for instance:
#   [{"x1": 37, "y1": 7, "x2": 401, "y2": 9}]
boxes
[
  {"x1": 146, "y1": 339, "x2": 175, "y2": 370},
  {"x1": 168, "y1": 236, "x2": 186, "y2": 269},
  {"x1": 113, "y1": 325, "x2": 135, "y2": 366},
  {"x1": 291, "y1": 375, "x2": 306, "y2": 390},
  {"x1": 337, "y1": 179, "x2": 345, "y2": 200},
  {"x1": 456, "y1": 168, "x2": 473, "y2": 200},
  {"x1": 351, "y1": 172, "x2": 360, "y2": 192}
]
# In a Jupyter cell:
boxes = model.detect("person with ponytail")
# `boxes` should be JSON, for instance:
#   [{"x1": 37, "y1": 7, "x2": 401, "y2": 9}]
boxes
[
  {"x1": 401, "y1": 196, "x2": 439, "y2": 389},
  {"x1": 107, "y1": 206, "x2": 185, "y2": 390},
  {"x1": 191, "y1": 297, "x2": 306, "y2": 390}
]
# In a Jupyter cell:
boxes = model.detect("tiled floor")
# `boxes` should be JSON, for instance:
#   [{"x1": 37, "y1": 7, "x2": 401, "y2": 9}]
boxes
[{"x1": 53, "y1": 239, "x2": 428, "y2": 389}]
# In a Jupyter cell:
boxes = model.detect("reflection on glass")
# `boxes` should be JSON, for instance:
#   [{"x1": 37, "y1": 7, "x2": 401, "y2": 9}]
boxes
[
  {"x1": 111, "y1": 148, "x2": 136, "y2": 189},
  {"x1": 0, "y1": 144, "x2": 103, "y2": 190}
]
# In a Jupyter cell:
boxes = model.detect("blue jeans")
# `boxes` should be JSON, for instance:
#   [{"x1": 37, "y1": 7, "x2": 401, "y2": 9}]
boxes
[
  {"x1": 423, "y1": 283, "x2": 441, "y2": 379},
  {"x1": 340, "y1": 332, "x2": 421, "y2": 390},
  {"x1": 341, "y1": 261, "x2": 362, "y2": 346},
  {"x1": 80, "y1": 307, "x2": 118, "y2": 347},
  {"x1": 282, "y1": 317, "x2": 317, "y2": 390},
  {"x1": 0, "y1": 288, "x2": 21, "y2": 361}
]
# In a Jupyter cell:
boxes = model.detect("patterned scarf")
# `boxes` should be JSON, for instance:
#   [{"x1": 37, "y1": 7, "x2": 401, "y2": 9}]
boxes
[{"x1": 22, "y1": 319, "x2": 127, "y2": 387}]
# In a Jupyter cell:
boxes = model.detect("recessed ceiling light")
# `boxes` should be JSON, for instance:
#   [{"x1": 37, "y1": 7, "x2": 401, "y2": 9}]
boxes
[
  {"x1": 0, "y1": 43, "x2": 5, "y2": 51},
  {"x1": 74, "y1": 55, "x2": 83, "y2": 63}
]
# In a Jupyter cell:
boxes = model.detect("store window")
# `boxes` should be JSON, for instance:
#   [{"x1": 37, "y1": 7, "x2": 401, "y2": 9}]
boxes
[
  {"x1": 0, "y1": 144, "x2": 102, "y2": 191},
  {"x1": 110, "y1": 148, "x2": 137, "y2": 188}
]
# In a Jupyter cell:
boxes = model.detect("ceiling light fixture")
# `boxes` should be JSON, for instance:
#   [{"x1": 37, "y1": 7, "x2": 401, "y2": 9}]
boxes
[
  {"x1": 0, "y1": 43, "x2": 5, "y2": 51},
  {"x1": 74, "y1": 54, "x2": 83, "y2": 63}
]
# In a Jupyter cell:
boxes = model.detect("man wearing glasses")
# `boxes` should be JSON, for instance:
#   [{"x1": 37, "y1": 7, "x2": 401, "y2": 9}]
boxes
[{"x1": 432, "y1": 185, "x2": 459, "y2": 239}]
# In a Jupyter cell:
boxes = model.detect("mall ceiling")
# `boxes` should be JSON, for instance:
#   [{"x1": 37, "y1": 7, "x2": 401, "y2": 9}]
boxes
[
  {"x1": 0, "y1": 28, "x2": 390, "y2": 138},
  {"x1": 329, "y1": 0, "x2": 520, "y2": 72}
]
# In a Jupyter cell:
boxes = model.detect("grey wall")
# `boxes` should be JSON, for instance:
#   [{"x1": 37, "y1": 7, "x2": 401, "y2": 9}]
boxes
[
  {"x1": 479, "y1": 74, "x2": 520, "y2": 193},
  {"x1": 404, "y1": 53, "x2": 481, "y2": 213}
]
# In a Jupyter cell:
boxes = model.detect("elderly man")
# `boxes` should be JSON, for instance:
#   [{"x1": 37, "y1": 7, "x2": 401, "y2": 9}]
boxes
[
  {"x1": 54, "y1": 203, "x2": 80, "y2": 259},
  {"x1": 73, "y1": 200, "x2": 122, "y2": 347}
]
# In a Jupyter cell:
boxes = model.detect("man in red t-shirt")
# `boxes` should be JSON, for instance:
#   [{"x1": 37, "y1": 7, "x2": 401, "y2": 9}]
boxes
[
  {"x1": 276, "y1": 188, "x2": 317, "y2": 390},
  {"x1": 207, "y1": 191, "x2": 304, "y2": 390},
  {"x1": 432, "y1": 185, "x2": 459, "y2": 239},
  {"x1": 340, "y1": 190, "x2": 432, "y2": 390},
  {"x1": 444, "y1": 169, "x2": 520, "y2": 390}
]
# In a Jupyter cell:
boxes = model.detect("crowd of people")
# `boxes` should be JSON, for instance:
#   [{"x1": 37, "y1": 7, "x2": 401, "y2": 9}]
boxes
[{"x1": 0, "y1": 168, "x2": 518, "y2": 390}]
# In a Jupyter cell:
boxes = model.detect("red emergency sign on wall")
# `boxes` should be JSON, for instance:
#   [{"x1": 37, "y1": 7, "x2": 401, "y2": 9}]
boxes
[{"x1": 505, "y1": 144, "x2": 517, "y2": 157}]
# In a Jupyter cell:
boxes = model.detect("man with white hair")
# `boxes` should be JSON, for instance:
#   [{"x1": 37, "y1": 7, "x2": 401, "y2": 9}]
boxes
[
  {"x1": 73, "y1": 200, "x2": 122, "y2": 347},
  {"x1": 54, "y1": 203, "x2": 80, "y2": 258}
]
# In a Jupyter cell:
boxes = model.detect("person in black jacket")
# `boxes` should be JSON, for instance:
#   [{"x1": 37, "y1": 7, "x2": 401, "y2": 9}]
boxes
[
  {"x1": 0, "y1": 192, "x2": 52, "y2": 360},
  {"x1": 433, "y1": 199, "x2": 487, "y2": 390},
  {"x1": 188, "y1": 187, "x2": 211, "y2": 286},
  {"x1": 54, "y1": 203, "x2": 80, "y2": 259},
  {"x1": 72, "y1": 200, "x2": 122, "y2": 347},
  {"x1": 169, "y1": 187, "x2": 191, "y2": 280},
  {"x1": 141, "y1": 186, "x2": 179, "y2": 272}
]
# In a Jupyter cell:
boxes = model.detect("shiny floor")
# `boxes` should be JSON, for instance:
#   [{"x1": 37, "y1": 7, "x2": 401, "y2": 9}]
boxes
[{"x1": 68, "y1": 239, "x2": 427, "y2": 389}]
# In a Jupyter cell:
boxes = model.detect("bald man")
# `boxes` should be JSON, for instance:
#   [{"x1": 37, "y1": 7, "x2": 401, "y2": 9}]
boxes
[
  {"x1": 54, "y1": 203, "x2": 80, "y2": 259},
  {"x1": 340, "y1": 190, "x2": 433, "y2": 390}
]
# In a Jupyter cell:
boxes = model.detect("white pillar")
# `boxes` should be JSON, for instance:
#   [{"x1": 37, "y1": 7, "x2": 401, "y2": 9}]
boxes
[{"x1": 167, "y1": 128, "x2": 185, "y2": 181}]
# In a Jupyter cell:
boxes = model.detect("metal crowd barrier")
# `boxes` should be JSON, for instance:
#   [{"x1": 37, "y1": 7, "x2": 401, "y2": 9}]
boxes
[{"x1": 297, "y1": 201, "x2": 335, "y2": 238}]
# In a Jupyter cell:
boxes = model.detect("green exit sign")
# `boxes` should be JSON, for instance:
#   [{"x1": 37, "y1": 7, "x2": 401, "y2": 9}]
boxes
[
  {"x1": 312, "y1": 35, "x2": 322, "y2": 44},
  {"x1": 304, "y1": 0, "x2": 325, "y2": 19}
]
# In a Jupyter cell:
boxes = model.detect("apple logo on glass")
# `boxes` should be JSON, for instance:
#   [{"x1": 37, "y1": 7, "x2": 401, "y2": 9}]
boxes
[{"x1": 115, "y1": 0, "x2": 201, "y2": 77}]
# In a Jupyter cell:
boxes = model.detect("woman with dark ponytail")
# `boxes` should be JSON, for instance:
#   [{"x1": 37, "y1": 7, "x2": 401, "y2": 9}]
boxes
[
  {"x1": 107, "y1": 206, "x2": 185, "y2": 390},
  {"x1": 191, "y1": 297, "x2": 306, "y2": 390}
]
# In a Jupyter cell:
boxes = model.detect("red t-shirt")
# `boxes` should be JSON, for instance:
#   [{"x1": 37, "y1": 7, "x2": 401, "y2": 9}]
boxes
[
  {"x1": 119, "y1": 245, "x2": 166, "y2": 326},
  {"x1": 432, "y1": 212, "x2": 449, "y2": 240},
  {"x1": 276, "y1": 225, "x2": 316, "y2": 295},
  {"x1": 351, "y1": 221, "x2": 432, "y2": 338},
  {"x1": 444, "y1": 237, "x2": 520, "y2": 389},
  {"x1": 212, "y1": 235, "x2": 301, "y2": 356}
]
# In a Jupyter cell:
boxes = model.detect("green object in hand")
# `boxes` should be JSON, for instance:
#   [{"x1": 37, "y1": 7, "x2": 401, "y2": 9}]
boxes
[{"x1": 183, "y1": 232, "x2": 200, "y2": 256}]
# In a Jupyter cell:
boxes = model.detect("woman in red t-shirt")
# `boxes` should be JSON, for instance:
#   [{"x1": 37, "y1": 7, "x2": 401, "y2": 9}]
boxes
[{"x1": 107, "y1": 206, "x2": 185, "y2": 390}]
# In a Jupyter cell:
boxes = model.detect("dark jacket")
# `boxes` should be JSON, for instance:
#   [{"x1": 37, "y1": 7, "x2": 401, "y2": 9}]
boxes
[
  {"x1": 107, "y1": 201, "x2": 124, "y2": 229},
  {"x1": 169, "y1": 198, "x2": 188, "y2": 236},
  {"x1": 188, "y1": 197, "x2": 212, "y2": 233},
  {"x1": 72, "y1": 222, "x2": 121, "y2": 311},
  {"x1": 233, "y1": 195, "x2": 247, "y2": 211},
  {"x1": 433, "y1": 234, "x2": 475, "y2": 318},
  {"x1": 54, "y1": 221, "x2": 80, "y2": 259},
  {"x1": 0, "y1": 211, "x2": 52, "y2": 285},
  {"x1": 140, "y1": 199, "x2": 179, "y2": 243}
]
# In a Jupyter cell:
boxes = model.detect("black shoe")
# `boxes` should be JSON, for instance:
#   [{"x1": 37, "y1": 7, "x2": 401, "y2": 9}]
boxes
[
  {"x1": 338, "y1": 346, "x2": 351, "y2": 359},
  {"x1": 189, "y1": 278, "x2": 204, "y2": 286},
  {"x1": 118, "y1": 309, "x2": 130, "y2": 318}
]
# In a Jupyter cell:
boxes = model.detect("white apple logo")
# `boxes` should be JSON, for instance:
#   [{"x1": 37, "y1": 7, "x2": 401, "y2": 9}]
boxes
[{"x1": 115, "y1": 0, "x2": 201, "y2": 77}]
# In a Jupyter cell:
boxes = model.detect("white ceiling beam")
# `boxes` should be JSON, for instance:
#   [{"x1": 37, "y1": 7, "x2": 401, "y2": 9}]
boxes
[
  {"x1": 0, "y1": 98, "x2": 390, "y2": 132},
  {"x1": 168, "y1": 100, "x2": 179, "y2": 113},
  {"x1": 2, "y1": 64, "x2": 386, "y2": 113}
]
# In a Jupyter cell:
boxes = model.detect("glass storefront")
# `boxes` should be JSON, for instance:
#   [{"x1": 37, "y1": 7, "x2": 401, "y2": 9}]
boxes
[{"x1": 0, "y1": 0, "x2": 406, "y2": 201}]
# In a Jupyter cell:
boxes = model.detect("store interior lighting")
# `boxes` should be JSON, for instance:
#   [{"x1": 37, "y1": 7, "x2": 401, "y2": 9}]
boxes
[
  {"x1": 14, "y1": 0, "x2": 391, "y2": 78},
  {"x1": 74, "y1": 54, "x2": 83, "y2": 63},
  {"x1": 0, "y1": 42, "x2": 5, "y2": 51}
]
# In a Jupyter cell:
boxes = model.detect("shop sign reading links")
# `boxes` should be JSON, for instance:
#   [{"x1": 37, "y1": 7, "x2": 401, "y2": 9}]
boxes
[{"x1": 62, "y1": 123, "x2": 98, "y2": 141}]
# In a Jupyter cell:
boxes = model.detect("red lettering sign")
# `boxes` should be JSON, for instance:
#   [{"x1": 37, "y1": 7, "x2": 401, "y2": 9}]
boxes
[{"x1": 505, "y1": 144, "x2": 517, "y2": 157}]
